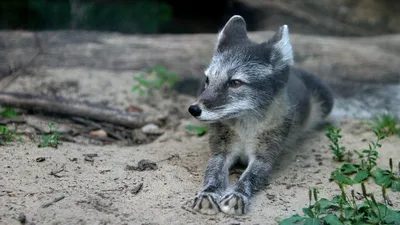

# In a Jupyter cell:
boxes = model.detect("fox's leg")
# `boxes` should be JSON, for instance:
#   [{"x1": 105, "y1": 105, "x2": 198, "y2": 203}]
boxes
[
  {"x1": 192, "y1": 154, "x2": 230, "y2": 214},
  {"x1": 219, "y1": 123, "x2": 291, "y2": 215},
  {"x1": 219, "y1": 157, "x2": 275, "y2": 215}
]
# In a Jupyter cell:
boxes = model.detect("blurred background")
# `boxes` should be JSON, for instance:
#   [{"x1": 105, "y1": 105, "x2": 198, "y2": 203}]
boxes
[{"x1": 2, "y1": 0, "x2": 400, "y2": 36}]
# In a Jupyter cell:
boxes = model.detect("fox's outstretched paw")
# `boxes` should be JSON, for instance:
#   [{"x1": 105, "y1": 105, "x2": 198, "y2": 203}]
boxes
[
  {"x1": 219, "y1": 192, "x2": 249, "y2": 215},
  {"x1": 192, "y1": 192, "x2": 221, "y2": 215}
]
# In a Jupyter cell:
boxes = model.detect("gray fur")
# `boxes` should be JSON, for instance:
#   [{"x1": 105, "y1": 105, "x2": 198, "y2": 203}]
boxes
[{"x1": 189, "y1": 15, "x2": 334, "y2": 215}]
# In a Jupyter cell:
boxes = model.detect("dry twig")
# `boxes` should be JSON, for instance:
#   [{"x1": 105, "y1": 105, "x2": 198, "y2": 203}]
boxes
[{"x1": 41, "y1": 195, "x2": 65, "y2": 208}]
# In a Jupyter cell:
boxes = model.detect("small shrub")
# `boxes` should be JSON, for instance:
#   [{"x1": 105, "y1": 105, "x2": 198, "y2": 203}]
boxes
[
  {"x1": 38, "y1": 122, "x2": 61, "y2": 148},
  {"x1": 0, "y1": 125, "x2": 21, "y2": 145},
  {"x1": 325, "y1": 126, "x2": 351, "y2": 162},
  {"x1": 371, "y1": 113, "x2": 400, "y2": 137},
  {"x1": 0, "y1": 105, "x2": 18, "y2": 118},
  {"x1": 280, "y1": 124, "x2": 400, "y2": 224},
  {"x1": 132, "y1": 66, "x2": 179, "y2": 96}
]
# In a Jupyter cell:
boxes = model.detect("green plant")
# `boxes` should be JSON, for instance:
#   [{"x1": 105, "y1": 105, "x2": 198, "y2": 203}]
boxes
[
  {"x1": 38, "y1": 122, "x2": 61, "y2": 148},
  {"x1": 185, "y1": 125, "x2": 208, "y2": 137},
  {"x1": 281, "y1": 176, "x2": 400, "y2": 224},
  {"x1": 372, "y1": 158, "x2": 400, "y2": 192},
  {"x1": 327, "y1": 127, "x2": 391, "y2": 187},
  {"x1": 325, "y1": 126, "x2": 351, "y2": 162},
  {"x1": 280, "y1": 125, "x2": 400, "y2": 224},
  {"x1": 0, "y1": 125, "x2": 21, "y2": 145},
  {"x1": 0, "y1": 105, "x2": 18, "y2": 118},
  {"x1": 370, "y1": 113, "x2": 400, "y2": 137},
  {"x1": 132, "y1": 66, "x2": 179, "y2": 96},
  {"x1": 354, "y1": 130, "x2": 386, "y2": 173}
]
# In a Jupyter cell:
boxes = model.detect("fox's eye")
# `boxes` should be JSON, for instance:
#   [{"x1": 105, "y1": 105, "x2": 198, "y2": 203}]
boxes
[
  {"x1": 229, "y1": 79, "x2": 243, "y2": 88},
  {"x1": 205, "y1": 77, "x2": 209, "y2": 85}
]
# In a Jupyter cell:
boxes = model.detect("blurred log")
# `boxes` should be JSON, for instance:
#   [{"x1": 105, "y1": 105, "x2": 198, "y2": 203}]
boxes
[
  {"x1": 0, "y1": 92, "x2": 166, "y2": 128},
  {"x1": 1, "y1": 30, "x2": 399, "y2": 97}
]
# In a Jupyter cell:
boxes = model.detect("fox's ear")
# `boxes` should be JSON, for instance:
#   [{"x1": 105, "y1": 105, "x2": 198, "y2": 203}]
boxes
[
  {"x1": 216, "y1": 15, "x2": 248, "y2": 49},
  {"x1": 269, "y1": 25, "x2": 294, "y2": 68}
]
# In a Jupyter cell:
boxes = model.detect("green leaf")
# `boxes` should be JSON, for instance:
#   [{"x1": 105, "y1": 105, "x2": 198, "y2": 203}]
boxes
[
  {"x1": 352, "y1": 212, "x2": 365, "y2": 221},
  {"x1": 339, "y1": 164, "x2": 358, "y2": 174},
  {"x1": 344, "y1": 207, "x2": 355, "y2": 219},
  {"x1": 0, "y1": 107, "x2": 18, "y2": 118},
  {"x1": 391, "y1": 180, "x2": 400, "y2": 192},
  {"x1": 131, "y1": 86, "x2": 139, "y2": 92},
  {"x1": 316, "y1": 198, "x2": 339, "y2": 210},
  {"x1": 0, "y1": 125, "x2": 8, "y2": 133},
  {"x1": 42, "y1": 135, "x2": 51, "y2": 141},
  {"x1": 304, "y1": 218, "x2": 321, "y2": 225},
  {"x1": 302, "y1": 207, "x2": 314, "y2": 218},
  {"x1": 38, "y1": 142, "x2": 47, "y2": 147},
  {"x1": 354, "y1": 150, "x2": 364, "y2": 158},
  {"x1": 185, "y1": 125, "x2": 208, "y2": 136},
  {"x1": 139, "y1": 89, "x2": 146, "y2": 96},
  {"x1": 323, "y1": 214, "x2": 343, "y2": 225},
  {"x1": 331, "y1": 171, "x2": 355, "y2": 185},
  {"x1": 353, "y1": 170, "x2": 369, "y2": 183},
  {"x1": 372, "y1": 168, "x2": 392, "y2": 187},
  {"x1": 384, "y1": 208, "x2": 400, "y2": 223},
  {"x1": 279, "y1": 214, "x2": 305, "y2": 225}
]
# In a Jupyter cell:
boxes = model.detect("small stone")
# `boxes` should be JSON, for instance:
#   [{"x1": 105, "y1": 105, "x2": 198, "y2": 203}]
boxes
[
  {"x1": 36, "y1": 157, "x2": 46, "y2": 162},
  {"x1": 125, "y1": 160, "x2": 158, "y2": 171},
  {"x1": 141, "y1": 124, "x2": 164, "y2": 135},
  {"x1": 18, "y1": 212, "x2": 26, "y2": 224},
  {"x1": 83, "y1": 153, "x2": 98, "y2": 158},
  {"x1": 266, "y1": 193, "x2": 276, "y2": 200},
  {"x1": 131, "y1": 183, "x2": 143, "y2": 195},
  {"x1": 126, "y1": 105, "x2": 143, "y2": 113},
  {"x1": 84, "y1": 157, "x2": 94, "y2": 162},
  {"x1": 89, "y1": 129, "x2": 107, "y2": 137}
]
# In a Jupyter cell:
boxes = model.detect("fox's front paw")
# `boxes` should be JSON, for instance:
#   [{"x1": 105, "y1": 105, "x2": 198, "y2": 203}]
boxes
[
  {"x1": 192, "y1": 192, "x2": 220, "y2": 215},
  {"x1": 219, "y1": 192, "x2": 249, "y2": 215}
]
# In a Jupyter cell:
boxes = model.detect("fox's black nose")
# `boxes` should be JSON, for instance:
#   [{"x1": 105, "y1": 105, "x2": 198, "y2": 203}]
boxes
[{"x1": 188, "y1": 105, "x2": 202, "y2": 117}]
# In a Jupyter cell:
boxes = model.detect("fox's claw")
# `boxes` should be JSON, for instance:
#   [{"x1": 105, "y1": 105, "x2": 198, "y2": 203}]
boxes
[
  {"x1": 219, "y1": 192, "x2": 248, "y2": 215},
  {"x1": 192, "y1": 192, "x2": 220, "y2": 215}
]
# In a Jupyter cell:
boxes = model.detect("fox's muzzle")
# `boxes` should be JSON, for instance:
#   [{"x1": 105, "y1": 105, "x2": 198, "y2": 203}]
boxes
[{"x1": 188, "y1": 104, "x2": 202, "y2": 117}]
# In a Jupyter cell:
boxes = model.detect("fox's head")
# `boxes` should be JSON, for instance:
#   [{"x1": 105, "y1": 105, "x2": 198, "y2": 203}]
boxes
[{"x1": 188, "y1": 15, "x2": 294, "y2": 122}]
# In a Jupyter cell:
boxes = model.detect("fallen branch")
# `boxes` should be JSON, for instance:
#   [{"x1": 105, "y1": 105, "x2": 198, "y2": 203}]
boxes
[
  {"x1": 41, "y1": 195, "x2": 65, "y2": 208},
  {"x1": 0, "y1": 92, "x2": 166, "y2": 128},
  {"x1": 0, "y1": 118, "x2": 26, "y2": 125}
]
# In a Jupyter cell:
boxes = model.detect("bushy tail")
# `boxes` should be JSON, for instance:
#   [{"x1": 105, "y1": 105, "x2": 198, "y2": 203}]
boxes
[{"x1": 295, "y1": 68, "x2": 334, "y2": 119}]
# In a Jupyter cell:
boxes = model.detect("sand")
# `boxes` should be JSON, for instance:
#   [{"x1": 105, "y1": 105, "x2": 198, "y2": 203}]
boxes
[{"x1": 1, "y1": 114, "x2": 399, "y2": 225}]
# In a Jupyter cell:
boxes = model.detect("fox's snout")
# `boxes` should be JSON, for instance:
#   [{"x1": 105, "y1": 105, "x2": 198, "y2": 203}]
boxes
[
  {"x1": 188, "y1": 88, "x2": 218, "y2": 118},
  {"x1": 188, "y1": 104, "x2": 202, "y2": 117}
]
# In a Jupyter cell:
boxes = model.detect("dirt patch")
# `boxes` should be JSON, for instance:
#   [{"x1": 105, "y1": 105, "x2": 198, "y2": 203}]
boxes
[
  {"x1": 1, "y1": 119, "x2": 399, "y2": 225},
  {"x1": 125, "y1": 160, "x2": 158, "y2": 171}
]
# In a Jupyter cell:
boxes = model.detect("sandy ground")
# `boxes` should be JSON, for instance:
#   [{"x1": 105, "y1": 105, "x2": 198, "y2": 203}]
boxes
[
  {"x1": 1, "y1": 116, "x2": 400, "y2": 225},
  {"x1": 0, "y1": 54, "x2": 399, "y2": 224}
]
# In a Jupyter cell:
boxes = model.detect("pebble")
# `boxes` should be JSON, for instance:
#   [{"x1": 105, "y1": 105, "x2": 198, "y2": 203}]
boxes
[{"x1": 141, "y1": 123, "x2": 164, "y2": 135}]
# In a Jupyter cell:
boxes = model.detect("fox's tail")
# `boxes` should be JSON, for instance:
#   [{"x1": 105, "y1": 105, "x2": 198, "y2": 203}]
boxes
[{"x1": 296, "y1": 68, "x2": 334, "y2": 119}]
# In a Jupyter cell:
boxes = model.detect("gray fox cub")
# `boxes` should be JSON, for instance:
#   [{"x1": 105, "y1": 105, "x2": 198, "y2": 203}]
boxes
[{"x1": 188, "y1": 15, "x2": 334, "y2": 215}]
